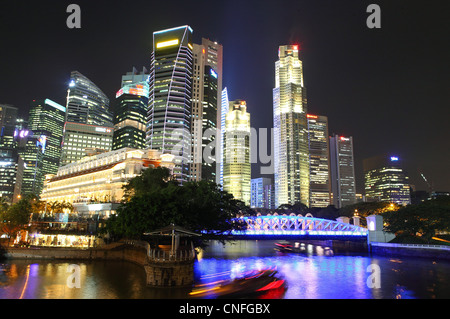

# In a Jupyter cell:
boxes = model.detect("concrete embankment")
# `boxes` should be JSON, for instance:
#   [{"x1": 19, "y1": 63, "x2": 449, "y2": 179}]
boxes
[
  {"x1": 370, "y1": 242, "x2": 450, "y2": 260},
  {"x1": 2, "y1": 243, "x2": 148, "y2": 266}
]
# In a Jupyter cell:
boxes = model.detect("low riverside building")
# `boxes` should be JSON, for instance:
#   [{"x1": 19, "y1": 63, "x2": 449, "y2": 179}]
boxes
[
  {"x1": 41, "y1": 147, "x2": 175, "y2": 217},
  {"x1": 26, "y1": 148, "x2": 175, "y2": 248}
]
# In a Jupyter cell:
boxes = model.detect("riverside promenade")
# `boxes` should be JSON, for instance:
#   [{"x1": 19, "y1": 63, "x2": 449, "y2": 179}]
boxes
[{"x1": 2, "y1": 240, "x2": 197, "y2": 287}]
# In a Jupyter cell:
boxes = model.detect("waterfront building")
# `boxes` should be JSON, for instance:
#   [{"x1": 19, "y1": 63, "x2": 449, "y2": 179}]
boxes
[
  {"x1": 218, "y1": 87, "x2": 229, "y2": 187},
  {"x1": 189, "y1": 39, "x2": 223, "y2": 182},
  {"x1": 60, "y1": 122, "x2": 114, "y2": 166},
  {"x1": 112, "y1": 81, "x2": 149, "y2": 150},
  {"x1": 19, "y1": 99, "x2": 65, "y2": 195},
  {"x1": 363, "y1": 154, "x2": 411, "y2": 205},
  {"x1": 223, "y1": 100, "x2": 251, "y2": 205},
  {"x1": 41, "y1": 148, "x2": 175, "y2": 217},
  {"x1": 329, "y1": 134, "x2": 356, "y2": 208},
  {"x1": 146, "y1": 25, "x2": 194, "y2": 183},
  {"x1": 273, "y1": 45, "x2": 309, "y2": 208},
  {"x1": 307, "y1": 114, "x2": 331, "y2": 208},
  {"x1": 66, "y1": 71, "x2": 113, "y2": 127},
  {"x1": 251, "y1": 177, "x2": 275, "y2": 209}
]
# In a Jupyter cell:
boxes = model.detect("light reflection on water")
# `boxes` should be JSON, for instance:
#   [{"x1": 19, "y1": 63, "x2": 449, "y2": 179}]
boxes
[{"x1": 0, "y1": 240, "x2": 449, "y2": 299}]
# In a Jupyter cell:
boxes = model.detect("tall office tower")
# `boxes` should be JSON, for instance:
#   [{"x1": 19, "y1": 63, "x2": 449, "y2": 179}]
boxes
[
  {"x1": 112, "y1": 81, "x2": 149, "y2": 150},
  {"x1": 60, "y1": 122, "x2": 114, "y2": 166},
  {"x1": 273, "y1": 45, "x2": 309, "y2": 208},
  {"x1": 218, "y1": 87, "x2": 229, "y2": 187},
  {"x1": 0, "y1": 104, "x2": 23, "y2": 203},
  {"x1": 146, "y1": 25, "x2": 194, "y2": 183},
  {"x1": 307, "y1": 114, "x2": 331, "y2": 208},
  {"x1": 329, "y1": 134, "x2": 356, "y2": 208},
  {"x1": 223, "y1": 100, "x2": 251, "y2": 205},
  {"x1": 20, "y1": 99, "x2": 66, "y2": 195},
  {"x1": 251, "y1": 177, "x2": 274, "y2": 209},
  {"x1": 363, "y1": 155, "x2": 411, "y2": 205},
  {"x1": 0, "y1": 148, "x2": 24, "y2": 203},
  {"x1": 121, "y1": 67, "x2": 149, "y2": 87},
  {"x1": 66, "y1": 71, "x2": 113, "y2": 126},
  {"x1": 190, "y1": 39, "x2": 223, "y2": 182},
  {"x1": 0, "y1": 104, "x2": 18, "y2": 148}
]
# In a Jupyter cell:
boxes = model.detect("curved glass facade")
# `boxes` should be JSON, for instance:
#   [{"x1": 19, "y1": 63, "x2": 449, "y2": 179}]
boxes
[{"x1": 66, "y1": 71, "x2": 113, "y2": 127}]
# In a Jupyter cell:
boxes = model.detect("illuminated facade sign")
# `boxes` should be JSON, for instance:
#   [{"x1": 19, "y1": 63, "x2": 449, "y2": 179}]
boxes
[
  {"x1": 115, "y1": 82, "x2": 150, "y2": 99},
  {"x1": 210, "y1": 68, "x2": 218, "y2": 79},
  {"x1": 37, "y1": 135, "x2": 47, "y2": 154},
  {"x1": 156, "y1": 39, "x2": 179, "y2": 49}
]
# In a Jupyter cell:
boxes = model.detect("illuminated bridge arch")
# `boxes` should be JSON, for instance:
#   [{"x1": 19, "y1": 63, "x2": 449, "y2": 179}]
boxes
[{"x1": 232, "y1": 215, "x2": 368, "y2": 238}]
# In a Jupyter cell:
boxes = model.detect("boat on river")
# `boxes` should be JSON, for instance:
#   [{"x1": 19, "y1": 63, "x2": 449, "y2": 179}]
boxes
[{"x1": 189, "y1": 268, "x2": 287, "y2": 299}]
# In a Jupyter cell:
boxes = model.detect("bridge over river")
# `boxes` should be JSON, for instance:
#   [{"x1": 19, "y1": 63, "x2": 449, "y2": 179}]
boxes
[{"x1": 228, "y1": 215, "x2": 368, "y2": 240}]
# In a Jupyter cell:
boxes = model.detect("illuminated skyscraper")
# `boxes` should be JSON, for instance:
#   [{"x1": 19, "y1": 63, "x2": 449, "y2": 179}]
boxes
[
  {"x1": 364, "y1": 155, "x2": 411, "y2": 205},
  {"x1": 273, "y1": 45, "x2": 309, "y2": 208},
  {"x1": 307, "y1": 114, "x2": 331, "y2": 207},
  {"x1": 329, "y1": 134, "x2": 356, "y2": 208},
  {"x1": 62, "y1": 71, "x2": 113, "y2": 166},
  {"x1": 0, "y1": 104, "x2": 23, "y2": 202},
  {"x1": 223, "y1": 100, "x2": 251, "y2": 205},
  {"x1": 20, "y1": 99, "x2": 66, "y2": 195},
  {"x1": 120, "y1": 67, "x2": 149, "y2": 88},
  {"x1": 112, "y1": 81, "x2": 149, "y2": 150},
  {"x1": 190, "y1": 39, "x2": 223, "y2": 182},
  {"x1": 66, "y1": 71, "x2": 113, "y2": 126},
  {"x1": 218, "y1": 87, "x2": 229, "y2": 187},
  {"x1": 251, "y1": 177, "x2": 275, "y2": 209},
  {"x1": 60, "y1": 122, "x2": 114, "y2": 166},
  {"x1": 146, "y1": 25, "x2": 194, "y2": 183}
]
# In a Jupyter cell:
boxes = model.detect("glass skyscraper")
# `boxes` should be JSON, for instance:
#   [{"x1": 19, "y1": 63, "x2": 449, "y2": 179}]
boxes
[
  {"x1": 146, "y1": 25, "x2": 194, "y2": 183},
  {"x1": 273, "y1": 45, "x2": 309, "y2": 208},
  {"x1": 307, "y1": 114, "x2": 331, "y2": 208},
  {"x1": 112, "y1": 81, "x2": 149, "y2": 150},
  {"x1": 223, "y1": 100, "x2": 251, "y2": 205},
  {"x1": 329, "y1": 134, "x2": 356, "y2": 208},
  {"x1": 190, "y1": 39, "x2": 222, "y2": 183},
  {"x1": 364, "y1": 155, "x2": 411, "y2": 205},
  {"x1": 20, "y1": 99, "x2": 66, "y2": 195},
  {"x1": 0, "y1": 104, "x2": 24, "y2": 203},
  {"x1": 251, "y1": 177, "x2": 274, "y2": 209},
  {"x1": 62, "y1": 71, "x2": 114, "y2": 166},
  {"x1": 66, "y1": 71, "x2": 113, "y2": 127}
]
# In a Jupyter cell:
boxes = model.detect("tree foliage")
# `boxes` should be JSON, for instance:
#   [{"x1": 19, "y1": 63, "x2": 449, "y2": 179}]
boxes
[
  {"x1": 382, "y1": 197, "x2": 450, "y2": 243},
  {"x1": 103, "y1": 167, "x2": 251, "y2": 240},
  {"x1": 0, "y1": 194, "x2": 40, "y2": 244}
]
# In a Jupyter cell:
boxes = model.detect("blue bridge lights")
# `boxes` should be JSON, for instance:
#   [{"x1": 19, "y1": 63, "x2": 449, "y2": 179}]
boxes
[{"x1": 230, "y1": 215, "x2": 368, "y2": 238}]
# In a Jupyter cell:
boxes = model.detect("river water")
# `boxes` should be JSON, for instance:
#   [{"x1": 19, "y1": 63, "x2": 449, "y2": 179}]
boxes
[{"x1": 1, "y1": 240, "x2": 449, "y2": 299}]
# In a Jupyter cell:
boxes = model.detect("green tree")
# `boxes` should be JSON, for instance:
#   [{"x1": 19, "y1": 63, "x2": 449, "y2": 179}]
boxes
[
  {"x1": 0, "y1": 194, "x2": 36, "y2": 245},
  {"x1": 383, "y1": 197, "x2": 450, "y2": 243},
  {"x1": 103, "y1": 167, "x2": 249, "y2": 241}
]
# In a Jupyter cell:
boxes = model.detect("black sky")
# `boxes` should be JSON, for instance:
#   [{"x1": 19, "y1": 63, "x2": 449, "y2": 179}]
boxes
[{"x1": 0, "y1": 0, "x2": 449, "y2": 193}]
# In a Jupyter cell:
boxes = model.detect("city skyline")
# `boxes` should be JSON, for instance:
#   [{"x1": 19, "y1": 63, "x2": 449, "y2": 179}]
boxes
[{"x1": 0, "y1": 0, "x2": 449, "y2": 193}]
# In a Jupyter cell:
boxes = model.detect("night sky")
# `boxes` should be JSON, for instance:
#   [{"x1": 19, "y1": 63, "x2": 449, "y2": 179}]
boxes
[{"x1": 1, "y1": 0, "x2": 449, "y2": 194}]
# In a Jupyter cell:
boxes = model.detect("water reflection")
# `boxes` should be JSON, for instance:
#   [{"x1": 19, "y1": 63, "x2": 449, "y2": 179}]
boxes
[{"x1": 0, "y1": 240, "x2": 449, "y2": 299}]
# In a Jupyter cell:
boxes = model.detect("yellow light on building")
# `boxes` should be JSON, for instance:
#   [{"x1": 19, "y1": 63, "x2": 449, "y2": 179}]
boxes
[{"x1": 156, "y1": 39, "x2": 179, "y2": 49}]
